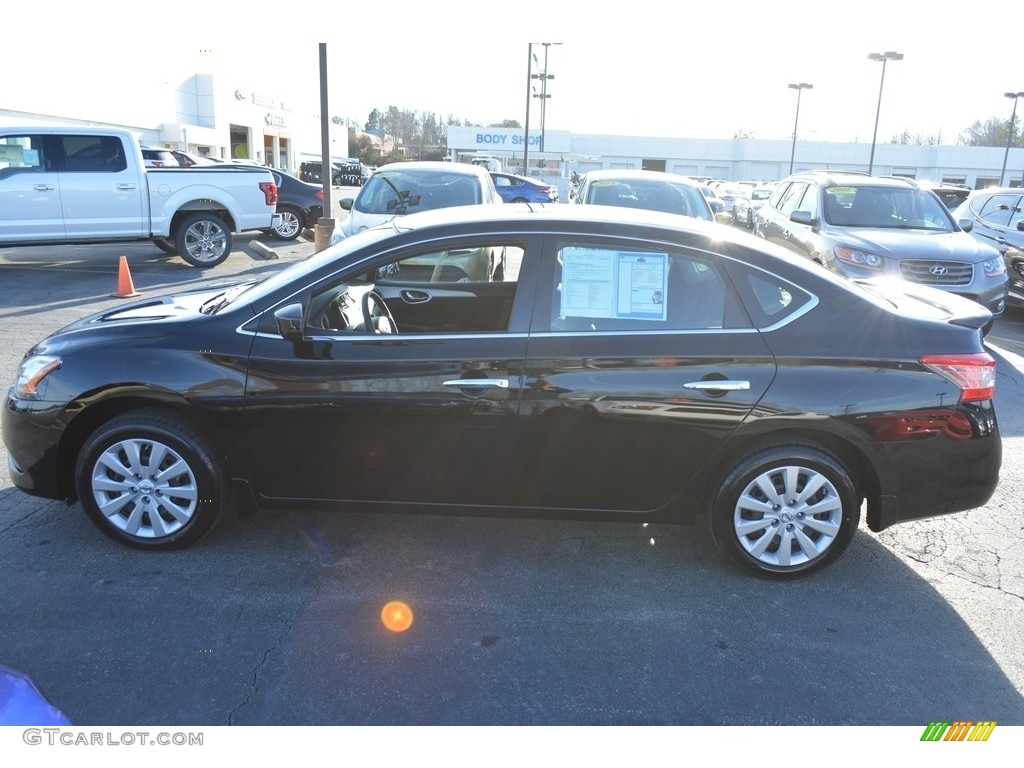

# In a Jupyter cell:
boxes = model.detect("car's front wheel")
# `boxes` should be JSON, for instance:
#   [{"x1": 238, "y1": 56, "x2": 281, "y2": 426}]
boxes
[
  {"x1": 74, "y1": 410, "x2": 228, "y2": 549},
  {"x1": 709, "y1": 441, "x2": 860, "y2": 578}
]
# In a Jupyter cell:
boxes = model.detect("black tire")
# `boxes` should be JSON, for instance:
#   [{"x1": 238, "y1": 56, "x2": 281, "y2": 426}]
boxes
[
  {"x1": 173, "y1": 212, "x2": 233, "y2": 268},
  {"x1": 272, "y1": 206, "x2": 304, "y2": 241},
  {"x1": 153, "y1": 237, "x2": 177, "y2": 255},
  {"x1": 709, "y1": 441, "x2": 860, "y2": 579},
  {"x1": 74, "y1": 410, "x2": 228, "y2": 550}
]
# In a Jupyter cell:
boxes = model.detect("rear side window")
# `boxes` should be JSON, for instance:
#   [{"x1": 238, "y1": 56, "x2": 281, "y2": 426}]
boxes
[
  {"x1": 60, "y1": 135, "x2": 127, "y2": 172},
  {"x1": 726, "y1": 262, "x2": 814, "y2": 328}
]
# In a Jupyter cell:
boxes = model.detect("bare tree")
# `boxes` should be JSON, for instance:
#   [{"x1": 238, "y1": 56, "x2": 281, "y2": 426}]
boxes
[{"x1": 959, "y1": 117, "x2": 1023, "y2": 147}]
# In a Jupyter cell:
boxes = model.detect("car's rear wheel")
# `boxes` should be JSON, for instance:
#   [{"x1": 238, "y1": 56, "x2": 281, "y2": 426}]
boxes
[
  {"x1": 174, "y1": 212, "x2": 232, "y2": 268},
  {"x1": 272, "y1": 206, "x2": 303, "y2": 241},
  {"x1": 75, "y1": 410, "x2": 228, "y2": 549},
  {"x1": 709, "y1": 441, "x2": 860, "y2": 579}
]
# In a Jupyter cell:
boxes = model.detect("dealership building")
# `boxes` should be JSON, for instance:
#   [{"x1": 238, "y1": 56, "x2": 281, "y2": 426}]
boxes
[
  {"x1": 446, "y1": 126, "x2": 1024, "y2": 192},
  {"x1": 2, "y1": 74, "x2": 1022, "y2": 190},
  {"x1": 0, "y1": 74, "x2": 348, "y2": 171}
]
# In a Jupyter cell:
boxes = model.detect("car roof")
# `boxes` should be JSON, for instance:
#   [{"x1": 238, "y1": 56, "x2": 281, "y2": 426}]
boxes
[
  {"x1": 787, "y1": 170, "x2": 916, "y2": 189},
  {"x1": 582, "y1": 169, "x2": 703, "y2": 186},
  {"x1": 367, "y1": 199, "x2": 726, "y2": 239},
  {"x1": 375, "y1": 160, "x2": 489, "y2": 177}
]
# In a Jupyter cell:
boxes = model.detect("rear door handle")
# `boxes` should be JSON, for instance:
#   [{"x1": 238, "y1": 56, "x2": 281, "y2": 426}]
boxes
[
  {"x1": 443, "y1": 378, "x2": 509, "y2": 389},
  {"x1": 683, "y1": 380, "x2": 750, "y2": 391},
  {"x1": 33, "y1": 184, "x2": 55, "y2": 191},
  {"x1": 116, "y1": 183, "x2": 137, "y2": 190}
]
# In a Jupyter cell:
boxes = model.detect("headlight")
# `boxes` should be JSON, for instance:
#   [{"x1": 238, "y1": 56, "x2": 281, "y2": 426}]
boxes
[
  {"x1": 15, "y1": 355, "x2": 62, "y2": 399},
  {"x1": 835, "y1": 246, "x2": 883, "y2": 270},
  {"x1": 982, "y1": 258, "x2": 1006, "y2": 277}
]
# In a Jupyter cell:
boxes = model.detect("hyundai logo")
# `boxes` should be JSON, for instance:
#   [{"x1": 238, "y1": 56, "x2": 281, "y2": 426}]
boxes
[{"x1": 929, "y1": 265, "x2": 949, "y2": 276}]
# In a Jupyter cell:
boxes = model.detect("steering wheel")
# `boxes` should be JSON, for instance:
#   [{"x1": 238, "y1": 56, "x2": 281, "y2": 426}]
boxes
[{"x1": 361, "y1": 289, "x2": 398, "y2": 334}]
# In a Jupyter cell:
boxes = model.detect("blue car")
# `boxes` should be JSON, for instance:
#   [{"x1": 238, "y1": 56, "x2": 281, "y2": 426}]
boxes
[{"x1": 489, "y1": 172, "x2": 559, "y2": 204}]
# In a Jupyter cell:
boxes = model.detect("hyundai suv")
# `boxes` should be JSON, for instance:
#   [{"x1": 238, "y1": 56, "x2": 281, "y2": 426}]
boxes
[{"x1": 755, "y1": 171, "x2": 1008, "y2": 318}]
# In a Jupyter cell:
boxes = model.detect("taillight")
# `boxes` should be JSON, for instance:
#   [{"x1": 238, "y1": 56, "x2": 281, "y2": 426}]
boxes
[
  {"x1": 260, "y1": 181, "x2": 279, "y2": 205},
  {"x1": 920, "y1": 353, "x2": 996, "y2": 401},
  {"x1": 316, "y1": 189, "x2": 324, "y2": 201}
]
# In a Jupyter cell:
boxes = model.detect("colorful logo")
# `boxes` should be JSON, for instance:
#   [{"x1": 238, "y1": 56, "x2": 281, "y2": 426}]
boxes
[{"x1": 920, "y1": 721, "x2": 996, "y2": 741}]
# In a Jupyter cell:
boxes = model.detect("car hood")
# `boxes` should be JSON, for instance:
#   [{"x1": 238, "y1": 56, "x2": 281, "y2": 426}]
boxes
[
  {"x1": 833, "y1": 228, "x2": 997, "y2": 262},
  {"x1": 44, "y1": 285, "x2": 249, "y2": 344}
]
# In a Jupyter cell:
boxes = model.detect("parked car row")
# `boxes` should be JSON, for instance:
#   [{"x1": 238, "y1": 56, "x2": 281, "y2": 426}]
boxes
[{"x1": 297, "y1": 159, "x2": 370, "y2": 187}]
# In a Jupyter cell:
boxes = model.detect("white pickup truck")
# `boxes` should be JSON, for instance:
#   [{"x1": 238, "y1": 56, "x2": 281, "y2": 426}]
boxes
[{"x1": 0, "y1": 126, "x2": 280, "y2": 267}]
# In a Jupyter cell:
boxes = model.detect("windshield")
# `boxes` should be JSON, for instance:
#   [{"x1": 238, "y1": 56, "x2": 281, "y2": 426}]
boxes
[
  {"x1": 824, "y1": 185, "x2": 953, "y2": 230},
  {"x1": 354, "y1": 170, "x2": 483, "y2": 215}
]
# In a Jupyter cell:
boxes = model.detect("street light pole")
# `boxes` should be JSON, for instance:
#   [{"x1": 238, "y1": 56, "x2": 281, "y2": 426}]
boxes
[
  {"x1": 867, "y1": 51, "x2": 903, "y2": 176},
  {"x1": 999, "y1": 91, "x2": 1024, "y2": 187},
  {"x1": 533, "y1": 43, "x2": 560, "y2": 153},
  {"x1": 523, "y1": 43, "x2": 533, "y2": 173},
  {"x1": 788, "y1": 83, "x2": 812, "y2": 175}
]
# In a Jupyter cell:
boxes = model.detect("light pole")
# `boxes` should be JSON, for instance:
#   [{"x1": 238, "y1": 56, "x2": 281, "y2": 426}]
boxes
[
  {"x1": 532, "y1": 42, "x2": 560, "y2": 153},
  {"x1": 788, "y1": 83, "x2": 812, "y2": 175},
  {"x1": 999, "y1": 91, "x2": 1024, "y2": 187},
  {"x1": 524, "y1": 42, "x2": 561, "y2": 172},
  {"x1": 867, "y1": 51, "x2": 903, "y2": 176},
  {"x1": 523, "y1": 43, "x2": 533, "y2": 173}
]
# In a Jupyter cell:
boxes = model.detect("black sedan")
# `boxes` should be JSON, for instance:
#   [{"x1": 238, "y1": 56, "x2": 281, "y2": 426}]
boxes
[
  {"x1": 2, "y1": 205, "x2": 1002, "y2": 578},
  {"x1": 267, "y1": 170, "x2": 324, "y2": 241}
]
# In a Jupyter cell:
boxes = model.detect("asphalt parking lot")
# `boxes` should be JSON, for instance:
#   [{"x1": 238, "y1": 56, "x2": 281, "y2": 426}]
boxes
[{"x1": 1, "y1": 219, "x2": 1022, "y2": 727}]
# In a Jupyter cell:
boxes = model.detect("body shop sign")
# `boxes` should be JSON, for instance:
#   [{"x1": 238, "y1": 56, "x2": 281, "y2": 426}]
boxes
[{"x1": 474, "y1": 132, "x2": 540, "y2": 147}]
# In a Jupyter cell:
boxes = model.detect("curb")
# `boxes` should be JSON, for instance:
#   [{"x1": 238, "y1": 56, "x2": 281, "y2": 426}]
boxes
[{"x1": 249, "y1": 240, "x2": 279, "y2": 260}]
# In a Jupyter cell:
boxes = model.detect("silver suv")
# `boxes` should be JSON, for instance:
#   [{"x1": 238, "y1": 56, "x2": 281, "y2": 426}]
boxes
[
  {"x1": 140, "y1": 146, "x2": 178, "y2": 168},
  {"x1": 755, "y1": 171, "x2": 1008, "y2": 319}
]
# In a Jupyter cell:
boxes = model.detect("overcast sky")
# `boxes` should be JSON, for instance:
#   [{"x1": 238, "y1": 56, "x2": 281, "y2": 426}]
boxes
[{"x1": 5, "y1": 0, "x2": 1020, "y2": 145}]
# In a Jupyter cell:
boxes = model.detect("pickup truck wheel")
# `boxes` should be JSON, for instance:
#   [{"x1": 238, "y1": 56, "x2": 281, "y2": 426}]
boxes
[
  {"x1": 174, "y1": 213, "x2": 232, "y2": 268},
  {"x1": 271, "y1": 206, "x2": 303, "y2": 241}
]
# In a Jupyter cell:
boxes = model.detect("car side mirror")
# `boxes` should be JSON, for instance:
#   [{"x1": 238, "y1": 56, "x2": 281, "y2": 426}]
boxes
[
  {"x1": 273, "y1": 303, "x2": 305, "y2": 341},
  {"x1": 958, "y1": 218, "x2": 974, "y2": 233},
  {"x1": 790, "y1": 210, "x2": 815, "y2": 226},
  {"x1": 1017, "y1": 220, "x2": 1024, "y2": 232},
  {"x1": 340, "y1": 198, "x2": 354, "y2": 212},
  {"x1": 715, "y1": 212, "x2": 732, "y2": 225}
]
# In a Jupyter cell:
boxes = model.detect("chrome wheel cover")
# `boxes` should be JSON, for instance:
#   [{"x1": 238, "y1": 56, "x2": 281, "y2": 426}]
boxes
[
  {"x1": 89, "y1": 438, "x2": 199, "y2": 538},
  {"x1": 183, "y1": 219, "x2": 228, "y2": 263},
  {"x1": 732, "y1": 464, "x2": 843, "y2": 568},
  {"x1": 274, "y1": 211, "x2": 301, "y2": 238}
]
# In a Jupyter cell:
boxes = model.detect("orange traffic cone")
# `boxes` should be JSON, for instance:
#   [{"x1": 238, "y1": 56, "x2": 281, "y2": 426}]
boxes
[{"x1": 112, "y1": 255, "x2": 141, "y2": 298}]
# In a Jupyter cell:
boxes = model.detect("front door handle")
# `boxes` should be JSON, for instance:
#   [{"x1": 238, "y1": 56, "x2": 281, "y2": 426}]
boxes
[{"x1": 33, "y1": 184, "x2": 55, "y2": 191}]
